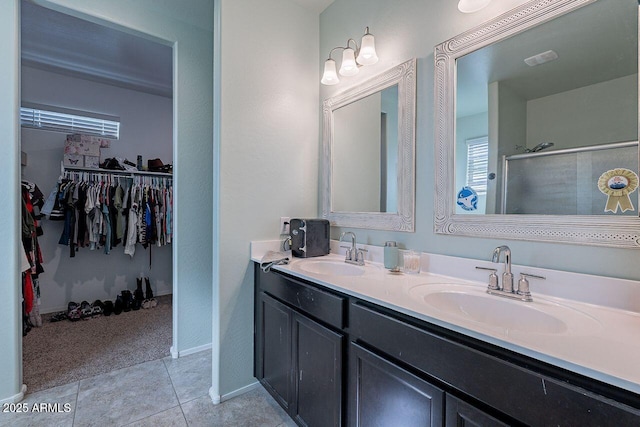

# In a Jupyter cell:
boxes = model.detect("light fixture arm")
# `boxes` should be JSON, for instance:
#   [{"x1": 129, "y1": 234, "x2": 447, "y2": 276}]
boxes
[{"x1": 328, "y1": 39, "x2": 360, "y2": 61}]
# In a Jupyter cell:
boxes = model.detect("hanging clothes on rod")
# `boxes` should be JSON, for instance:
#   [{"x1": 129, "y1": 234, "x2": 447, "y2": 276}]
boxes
[
  {"x1": 21, "y1": 180, "x2": 45, "y2": 335},
  {"x1": 56, "y1": 168, "x2": 173, "y2": 259}
]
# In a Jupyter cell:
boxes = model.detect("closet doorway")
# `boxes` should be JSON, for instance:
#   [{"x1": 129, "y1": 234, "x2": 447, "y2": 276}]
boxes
[{"x1": 20, "y1": 0, "x2": 175, "y2": 393}]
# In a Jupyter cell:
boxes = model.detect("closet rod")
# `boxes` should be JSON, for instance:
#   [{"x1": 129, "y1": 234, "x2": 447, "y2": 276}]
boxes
[{"x1": 61, "y1": 162, "x2": 173, "y2": 178}]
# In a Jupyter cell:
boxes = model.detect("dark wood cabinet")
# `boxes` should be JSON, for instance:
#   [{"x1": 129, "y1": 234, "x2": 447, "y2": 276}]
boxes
[
  {"x1": 254, "y1": 265, "x2": 640, "y2": 427},
  {"x1": 445, "y1": 395, "x2": 509, "y2": 427},
  {"x1": 349, "y1": 342, "x2": 444, "y2": 427},
  {"x1": 255, "y1": 267, "x2": 344, "y2": 426},
  {"x1": 293, "y1": 314, "x2": 343, "y2": 427},
  {"x1": 258, "y1": 292, "x2": 293, "y2": 410}
]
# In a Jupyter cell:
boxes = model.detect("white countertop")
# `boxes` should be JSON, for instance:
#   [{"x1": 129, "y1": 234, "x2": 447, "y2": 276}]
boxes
[{"x1": 251, "y1": 240, "x2": 640, "y2": 396}]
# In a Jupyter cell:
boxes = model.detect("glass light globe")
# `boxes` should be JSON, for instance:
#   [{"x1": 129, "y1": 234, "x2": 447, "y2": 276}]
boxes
[{"x1": 321, "y1": 59, "x2": 340, "y2": 85}]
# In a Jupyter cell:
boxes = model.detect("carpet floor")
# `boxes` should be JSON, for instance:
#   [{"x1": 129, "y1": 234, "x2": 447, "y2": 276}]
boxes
[{"x1": 22, "y1": 294, "x2": 172, "y2": 394}]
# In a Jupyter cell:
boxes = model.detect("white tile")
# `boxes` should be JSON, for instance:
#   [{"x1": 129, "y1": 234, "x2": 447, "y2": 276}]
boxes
[
  {"x1": 163, "y1": 350, "x2": 212, "y2": 403},
  {"x1": 74, "y1": 359, "x2": 178, "y2": 426}
]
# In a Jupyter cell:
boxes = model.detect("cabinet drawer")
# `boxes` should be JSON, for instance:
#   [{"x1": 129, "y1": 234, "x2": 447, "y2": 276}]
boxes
[
  {"x1": 257, "y1": 266, "x2": 346, "y2": 329},
  {"x1": 350, "y1": 301, "x2": 640, "y2": 426}
]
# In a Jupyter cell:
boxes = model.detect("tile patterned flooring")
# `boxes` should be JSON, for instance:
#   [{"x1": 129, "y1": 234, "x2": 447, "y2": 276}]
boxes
[{"x1": 0, "y1": 350, "x2": 296, "y2": 427}]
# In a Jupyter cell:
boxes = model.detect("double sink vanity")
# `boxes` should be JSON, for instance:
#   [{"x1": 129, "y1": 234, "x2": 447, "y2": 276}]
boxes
[
  {"x1": 267, "y1": 0, "x2": 640, "y2": 424},
  {"x1": 252, "y1": 240, "x2": 640, "y2": 426}
]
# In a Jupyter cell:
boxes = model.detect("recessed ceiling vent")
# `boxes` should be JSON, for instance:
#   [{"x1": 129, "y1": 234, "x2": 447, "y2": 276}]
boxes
[{"x1": 524, "y1": 50, "x2": 559, "y2": 66}]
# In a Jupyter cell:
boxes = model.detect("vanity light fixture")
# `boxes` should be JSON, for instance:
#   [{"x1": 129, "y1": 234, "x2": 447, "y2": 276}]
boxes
[
  {"x1": 321, "y1": 27, "x2": 379, "y2": 85},
  {"x1": 458, "y1": 0, "x2": 492, "y2": 13}
]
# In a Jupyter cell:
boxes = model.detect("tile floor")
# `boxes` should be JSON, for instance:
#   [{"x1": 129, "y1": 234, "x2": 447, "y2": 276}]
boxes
[{"x1": 0, "y1": 350, "x2": 296, "y2": 427}]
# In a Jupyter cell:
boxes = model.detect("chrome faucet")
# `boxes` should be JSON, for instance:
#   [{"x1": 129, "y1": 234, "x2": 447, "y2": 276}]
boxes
[
  {"x1": 476, "y1": 245, "x2": 545, "y2": 302},
  {"x1": 339, "y1": 231, "x2": 367, "y2": 266},
  {"x1": 492, "y1": 245, "x2": 513, "y2": 292}
]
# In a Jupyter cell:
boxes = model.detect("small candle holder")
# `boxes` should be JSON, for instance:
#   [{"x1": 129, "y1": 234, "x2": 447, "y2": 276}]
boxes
[{"x1": 402, "y1": 250, "x2": 421, "y2": 274}]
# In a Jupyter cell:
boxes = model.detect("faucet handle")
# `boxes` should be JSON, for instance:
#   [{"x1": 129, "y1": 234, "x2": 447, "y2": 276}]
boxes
[
  {"x1": 520, "y1": 273, "x2": 545, "y2": 280},
  {"x1": 356, "y1": 248, "x2": 368, "y2": 263},
  {"x1": 476, "y1": 266, "x2": 499, "y2": 290},
  {"x1": 517, "y1": 273, "x2": 545, "y2": 300}
]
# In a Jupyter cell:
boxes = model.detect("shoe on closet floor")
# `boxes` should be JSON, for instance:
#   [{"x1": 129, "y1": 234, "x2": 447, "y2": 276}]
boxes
[
  {"x1": 91, "y1": 300, "x2": 104, "y2": 317},
  {"x1": 114, "y1": 296, "x2": 123, "y2": 315},
  {"x1": 143, "y1": 277, "x2": 158, "y2": 308},
  {"x1": 133, "y1": 278, "x2": 144, "y2": 311},
  {"x1": 121, "y1": 290, "x2": 133, "y2": 312},
  {"x1": 67, "y1": 301, "x2": 81, "y2": 322},
  {"x1": 50, "y1": 311, "x2": 67, "y2": 322},
  {"x1": 103, "y1": 300, "x2": 114, "y2": 316},
  {"x1": 80, "y1": 301, "x2": 92, "y2": 319}
]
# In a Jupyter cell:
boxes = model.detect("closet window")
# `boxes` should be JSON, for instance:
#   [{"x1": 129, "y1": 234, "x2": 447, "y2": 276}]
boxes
[
  {"x1": 20, "y1": 104, "x2": 120, "y2": 139},
  {"x1": 466, "y1": 136, "x2": 488, "y2": 195}
]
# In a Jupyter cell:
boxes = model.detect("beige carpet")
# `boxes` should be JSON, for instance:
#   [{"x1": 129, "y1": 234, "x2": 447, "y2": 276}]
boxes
[{"x1": 22, "y1": 295, "x2": 172, "y2": 393}]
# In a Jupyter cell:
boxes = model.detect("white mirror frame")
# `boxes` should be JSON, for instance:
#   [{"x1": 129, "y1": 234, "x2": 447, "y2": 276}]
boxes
[
  {"x1": 434, "y1": 0, "x2": 640, "y2": 249},
  {"x1": 322, "y1": 58, "x2": 416, "y2": 231}
]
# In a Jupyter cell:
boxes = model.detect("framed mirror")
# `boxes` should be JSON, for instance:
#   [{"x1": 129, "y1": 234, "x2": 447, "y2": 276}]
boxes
[
  {"x1": 434, "y1": 0, "x2": 640, "y2": 248},
  {"x1": 322, "y1": 58, "x2": 416, "y2": 231}
]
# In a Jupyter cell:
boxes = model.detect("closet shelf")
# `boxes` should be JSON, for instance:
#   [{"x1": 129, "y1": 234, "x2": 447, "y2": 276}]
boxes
[{"x1": 62, "y1": 163, "x2": 173, "y2": 178}]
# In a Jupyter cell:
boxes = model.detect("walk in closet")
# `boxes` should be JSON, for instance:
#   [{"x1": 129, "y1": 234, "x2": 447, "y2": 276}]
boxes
[{"x1": 20, "y1": 0, "x2": 174, "y2": 392}]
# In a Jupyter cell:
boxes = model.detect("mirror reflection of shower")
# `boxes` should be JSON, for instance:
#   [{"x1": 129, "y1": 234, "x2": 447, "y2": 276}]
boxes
[{"x1": 516, "y1": 142, "x2": 555, "y2": 153}]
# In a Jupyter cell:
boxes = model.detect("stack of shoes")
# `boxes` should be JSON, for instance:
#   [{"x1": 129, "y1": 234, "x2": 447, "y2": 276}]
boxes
[
  {"x1": 142, "y1": 277, "x2": 158, "y2": 309},
  {"x1": 59, "y1": 280, "x2": 158, "y2": 322}
]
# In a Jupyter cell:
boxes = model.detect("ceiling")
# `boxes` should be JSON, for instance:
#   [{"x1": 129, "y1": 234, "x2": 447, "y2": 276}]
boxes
[
  {"x1": 21, "y1": 1, "x2": 173, "y2": 98},
  {"x1": 21, "y1": 0, "x2": 335, "y2": 99},
  {"x1": 290, "y1": 0, "x2": 334, "y2": 14}
]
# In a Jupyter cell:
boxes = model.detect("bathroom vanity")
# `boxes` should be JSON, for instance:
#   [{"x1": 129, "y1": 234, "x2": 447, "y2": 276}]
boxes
[{"x1": 252, "y1": 245, "x2": 640, "y2": 426}]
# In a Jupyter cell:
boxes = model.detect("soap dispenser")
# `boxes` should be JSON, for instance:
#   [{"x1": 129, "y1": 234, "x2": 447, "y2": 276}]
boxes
[{"x1": 384, "y1": 241, "x2": 399, "y2": 269}]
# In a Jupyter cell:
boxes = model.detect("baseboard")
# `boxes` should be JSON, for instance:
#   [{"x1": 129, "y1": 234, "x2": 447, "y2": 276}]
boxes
[
  {"x1": 209, "y1": 381, "x2": 259, "y2": 405},
  {"x1": 0, "y1": 384, "x2": 27, "y2": 404},
  {"x1": 174, "y1": 343, "x2": 212, "y2": 358},
  {"x1": 209, "y1": 387, "x2": 221, "y2": 404}
]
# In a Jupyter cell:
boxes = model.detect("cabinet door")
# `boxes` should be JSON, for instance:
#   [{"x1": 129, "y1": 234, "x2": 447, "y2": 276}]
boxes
[
  {"x1": 349, "y1": 342, "x2": 444, "y2": 427},
  {"x1": 259, "y1": 292, "x2": 293, "y2": 410},
  {"x1": 293, "y1": 314, "x2": 344, "y2": 427},
  {"x1": 445, "y1": 395, "x2": 509, "y2": 427}
]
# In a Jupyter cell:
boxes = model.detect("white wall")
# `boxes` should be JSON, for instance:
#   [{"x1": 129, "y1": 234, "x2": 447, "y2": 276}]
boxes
[
  {"x1": 21, "y1": 66, "x2": 173, "y2": 313},
  {"x1": 527, "y1": 74, "x2": 638, "y2": 149},
  {"x1": 0, "y1": 0, "x2": 23, "y2": 404},
  {"x1": 216, "y1": 0, "x2": 319, "y2": 399},
  {"x1": 321, "y1": 0, "x2": 640, "y2": 281},
  {"x1": 0, "y1": 0, "x2": 213, "y2": 402},
  {"x1": 333, "y1": 92, "x2": 381, "y2": 212}
]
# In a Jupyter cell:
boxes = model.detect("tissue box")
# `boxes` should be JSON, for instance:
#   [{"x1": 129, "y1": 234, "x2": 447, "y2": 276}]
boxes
[
  {"x1": 63, "y1": 154, "x2": 83, "y2": 167},
  {"x1": 84, "y1": 156, "x2": 100, "y2": 169}
]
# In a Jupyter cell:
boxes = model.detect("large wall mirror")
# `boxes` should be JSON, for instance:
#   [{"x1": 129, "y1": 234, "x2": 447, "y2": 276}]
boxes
[
  {"x1": 322, "y1": 58, "x2": 416, "y2": 231},
  {"x1": 434, "y1": 0, "x2": 640, "y2": 247}
]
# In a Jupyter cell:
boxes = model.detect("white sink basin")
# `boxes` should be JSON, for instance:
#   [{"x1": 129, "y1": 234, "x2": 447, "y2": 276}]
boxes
[
  {"x1": 423, "y1": 291, "x2": 566, "y2": 334},
  {"x1": 408, "y1": 284, "x2": 601, "y2": 336},
  {"x1": 291, "y1": 259, "x2": 366, "y2": 277}
]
